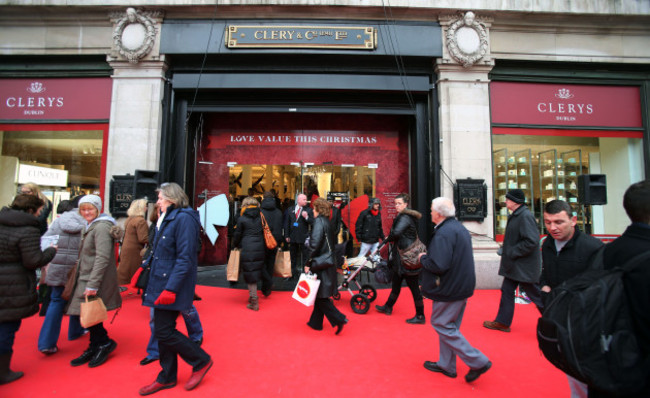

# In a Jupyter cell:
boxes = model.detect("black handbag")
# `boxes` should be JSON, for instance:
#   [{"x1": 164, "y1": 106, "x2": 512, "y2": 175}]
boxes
[
  {"x1": 373, "y1": 260, "x2": 393, "y2": 285},
  {"x1": 309, "y1": 227, "x2": 335, "y2": 270},
  {"x1": 135, "y1": 263, "x2": 151, "y2": 289}
]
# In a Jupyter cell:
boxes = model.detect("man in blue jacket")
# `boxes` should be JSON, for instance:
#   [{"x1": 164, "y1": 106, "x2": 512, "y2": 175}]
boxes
[{"x1": 418, "y1": 197, "x2": 491, "y2": 383}]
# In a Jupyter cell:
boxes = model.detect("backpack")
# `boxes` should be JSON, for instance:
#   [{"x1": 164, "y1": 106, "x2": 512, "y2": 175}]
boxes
[{"x1": 537, "y1": 249, "x2": 650, "y2": 395}]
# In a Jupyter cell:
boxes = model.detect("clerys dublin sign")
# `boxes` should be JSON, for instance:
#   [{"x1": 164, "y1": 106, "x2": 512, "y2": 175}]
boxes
[{"x1": 226, "y1": 25, "x2": 376, "y2": 50}]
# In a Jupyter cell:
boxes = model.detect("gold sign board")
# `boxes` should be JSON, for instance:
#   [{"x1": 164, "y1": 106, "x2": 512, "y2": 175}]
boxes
[{"x1": 226, "y1": 25, "x2": 376, "y2": 50}]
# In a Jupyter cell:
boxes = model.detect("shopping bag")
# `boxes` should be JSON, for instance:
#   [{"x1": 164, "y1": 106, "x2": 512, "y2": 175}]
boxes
[
  {"x1": 80, "y1": 296, "x2": 108, "y2": 328},
  {"x1": 274, "y1": 250, "x2": 292, "y2": 278},
  {"x1": 291, "y1": 272, "x2": 320, "y2": 307},
  {"x1": 227, "y1": 249, "x2": 241, "y2": 282}
]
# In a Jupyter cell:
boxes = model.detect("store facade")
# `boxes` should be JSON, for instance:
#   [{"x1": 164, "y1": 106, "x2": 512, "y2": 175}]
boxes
[
  {"x1": 1, "y1": 1, "x2": 648, "y2": 287},
  {"x1": 0, "y1": 76, "x2": 112, "y2": 220}
]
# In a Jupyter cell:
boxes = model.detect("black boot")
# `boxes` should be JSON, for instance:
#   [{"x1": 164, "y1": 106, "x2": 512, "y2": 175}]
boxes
[
  {"x1": 88, "y1": 339, "x2": 117, "y2": 368},
  {"x1": 70, "y1": 346, "x2": 97, "y2": 367},
  {"x1": 406, "y1": 314, "x2": 425, "y2": 324},
  {"x1": 376, "y1": 293, "x2": 397, "y2": 315},
  {"x1": 0, "y1": 352, "x2": 23, "y2": 385}
]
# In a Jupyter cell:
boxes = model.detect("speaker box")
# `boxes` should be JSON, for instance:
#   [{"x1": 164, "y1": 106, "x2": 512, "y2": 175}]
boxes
[{"x1": 578, "y1": 174, "x2": 607, "y2": 205}]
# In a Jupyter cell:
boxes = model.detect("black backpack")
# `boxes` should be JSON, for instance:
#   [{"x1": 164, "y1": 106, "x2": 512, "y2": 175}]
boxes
[{"x1": 537, "y1": 249, "x2": 650, "y2": 395}]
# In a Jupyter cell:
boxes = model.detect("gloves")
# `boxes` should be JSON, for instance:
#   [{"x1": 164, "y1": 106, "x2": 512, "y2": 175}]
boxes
[{"x1": 154, "y1": 290, "x2": 176, "y2": 305}]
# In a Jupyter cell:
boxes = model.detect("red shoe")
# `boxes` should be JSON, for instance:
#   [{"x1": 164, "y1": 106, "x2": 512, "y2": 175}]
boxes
[
  {"x1": 185, "y1": 359, "x2": 213, "y2": 391},
  {"x1": 139, "y1": 380, "x2": 176, "y2": 396}
]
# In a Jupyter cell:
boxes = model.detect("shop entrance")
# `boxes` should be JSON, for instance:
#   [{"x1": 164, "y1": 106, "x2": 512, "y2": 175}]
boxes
[{"x1": 228, "y1": 163, "x2": 375, "y2": 209}]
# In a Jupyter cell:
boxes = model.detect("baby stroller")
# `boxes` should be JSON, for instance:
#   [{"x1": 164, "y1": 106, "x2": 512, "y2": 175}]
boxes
[{"x1": 332, "y1": 252, "x2": 381, "y2": 314}]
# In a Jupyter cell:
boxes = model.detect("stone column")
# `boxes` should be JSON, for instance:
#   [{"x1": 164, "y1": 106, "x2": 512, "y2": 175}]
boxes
[
  {"x1": 105, "y1": 8, "x2": 166, "y2": 210},
  {"x1": 437, "y1": 11, "x2": 501, "y2": 289}
]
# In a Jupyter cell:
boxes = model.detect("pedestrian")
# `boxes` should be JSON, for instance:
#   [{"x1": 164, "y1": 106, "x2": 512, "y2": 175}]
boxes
[
  {"x1": 483, "y1": 189, "x2": 544, "y2": 332},
  {"x1": 19, "y1": 182, "x2": 52, "y2": 235},
  {"x1": 374, "y1": 193, "x2": 426, "y2": 324},
  {"x1": 418, "y1": 197, "x2": 491, "y2": 383},
  {"x1": 590, "y1": 180, "x2": 650, "y2": 397},
  {"x1": 0, "y1": 194, "x2": 56, "y2": 385},
  {"x1": 117, "y1": 198, "x2": 149, "y2": 287},
  {"x1": 305, "y1": 198, "x2": 348, "y2": 334},
  {"x1": 67, "y1": 194, "x2": 122, "y2": 368},
  {"x1": 138, "y1": 182, "x2": 212, "y2": 395},
  {"x1": 355, "y1": 198, "x2": 385, "y2": 257},
  {"x1": 232, "y1": 196, "x2": 266, "y2": 311},
  {"x1": 540, "y1": 200, "x2": 603, "y2": 397},
  {"x1": 284, "y1": 193, "x2": 313, "y2": 277},
  {"x1": 37, "y1": 199, "x2": 87, "y2": 355},
  {"x1": 260, "y1": 191, "x2": 283, "y2": 297},
  {"x1": 138, "y1": 205, "x2": 204, "y2": 366}
]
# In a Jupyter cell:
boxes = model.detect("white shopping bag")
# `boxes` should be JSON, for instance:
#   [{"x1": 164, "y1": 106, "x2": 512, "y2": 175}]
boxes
[{"x1": 291, "y1": 272, "x2": 321, "y2": 307}]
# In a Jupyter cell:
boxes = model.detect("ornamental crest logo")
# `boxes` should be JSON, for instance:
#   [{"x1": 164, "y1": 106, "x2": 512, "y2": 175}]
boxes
[
  {"x1": 554, "y1": 88, "x2": 574, "y2": 99},
  {"x1": 27, "y1": 82, "x2": 46, "y2": 94}
]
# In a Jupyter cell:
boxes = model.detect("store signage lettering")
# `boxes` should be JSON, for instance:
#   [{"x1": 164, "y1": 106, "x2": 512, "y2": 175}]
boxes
[
  {"x1": 18, "y1": 164, "x2": 68, "y2": 187},
  {"x1": 0, "y1": 78, "x2": 112, "y2": 121},
  {"x1": 228, "y1": 134, "x2": 378, "y2": 144},
  {"x1": 226, "y1": 25, "x2": 376, "y2": 50},
  {"x1": 490, "y1": 82, "x2": 642, "y2": 128}
]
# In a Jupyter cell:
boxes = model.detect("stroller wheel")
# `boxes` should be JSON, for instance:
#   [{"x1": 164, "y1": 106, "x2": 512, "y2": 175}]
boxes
[
  {"x1": 333, "y1": 291, "x2": 341, "y2": 300},
  {"x1": 351, "y1": 294, "x2": 370, "y2": 314},
  {"x1": 360, "y1": 285, "x2": 377, "y2": 302}
]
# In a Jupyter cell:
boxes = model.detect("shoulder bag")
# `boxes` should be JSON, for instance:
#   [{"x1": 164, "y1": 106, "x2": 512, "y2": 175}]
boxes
[
  {"x1": 310, "y1": 222, "x2": 335, "y2": 270},
  {"x1": 397, "y1": 235, "x2": 427, "y2": 270},
  {"x1": 260, "y1": 213, "x2": 278, "y2": 249}
]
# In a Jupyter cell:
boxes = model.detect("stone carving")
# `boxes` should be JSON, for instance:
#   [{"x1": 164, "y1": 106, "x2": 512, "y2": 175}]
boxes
[
  {"x1": 111, "y1": 8, "x2": 159, "y2": 64},
  {"x1": 445, "y1": 11, "x2": 489, "y2": 68}
]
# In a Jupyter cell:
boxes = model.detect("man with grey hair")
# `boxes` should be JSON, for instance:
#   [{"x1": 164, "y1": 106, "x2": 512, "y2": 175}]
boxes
[{"x1": 417, "y1": 197, "x2": 491, "y2": 383}]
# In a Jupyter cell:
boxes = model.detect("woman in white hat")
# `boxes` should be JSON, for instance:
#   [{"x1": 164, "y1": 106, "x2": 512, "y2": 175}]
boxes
[{"x1": 66, "y1": 194, "x2": 123, "y2": 368}]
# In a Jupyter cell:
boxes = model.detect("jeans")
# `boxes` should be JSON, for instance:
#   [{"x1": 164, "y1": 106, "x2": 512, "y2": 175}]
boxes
[
  {"x1": 154, "y1": 308, "x2": 211, "y2": 384},
  {"x1": 38, "y1": 286, "x2": 86, "y2": 351},
  {"x1": 0, "y1": 320, "x2": 21, "y2": 355},
  {"x1": 358, "y1": 242, "x2": 379, "y2": 258},
  {"x1": 146, "y1": 305, "x2": 203, "y2": 360}
]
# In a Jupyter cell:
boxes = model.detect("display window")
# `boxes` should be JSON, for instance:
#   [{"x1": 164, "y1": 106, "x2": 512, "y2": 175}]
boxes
[
  {"x1": 194, "y1": 112, "x2": 410, "y2": 265},
  {"x1": 0, "y1": 123, "x2": 108, "y2": 222},
  {"x1": 492, "y1": 128, "x2": 644, "y2": 238},
  {"x1": 490, "y1": 81, "x2": 645, "y2": 240}
]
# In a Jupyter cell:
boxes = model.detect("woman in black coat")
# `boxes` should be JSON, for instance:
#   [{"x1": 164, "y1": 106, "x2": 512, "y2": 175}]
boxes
[
  {"x1": 0, "y1": 194, "x2": 56, "y2": 385},
  {"x1": 260, "y1": 191, "x2": 283, "y2": 297},
  {"x1": 375, "y1": 193, "x2": 426, "y2": 324},
  {"x1": 305, "y1": 198, "x2": 348, "y2": 335},
  {"x1": 232, "y1": 196, "x2": 266, "y2": 311}
]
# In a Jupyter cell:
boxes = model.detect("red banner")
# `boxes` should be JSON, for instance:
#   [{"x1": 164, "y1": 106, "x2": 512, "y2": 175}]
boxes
[
  {"x1": 0, "y1": 78, "x2": 112, "y2": 120},
  {"x1": 490, "y1": 82, "x2": 642, "y2": 128}
]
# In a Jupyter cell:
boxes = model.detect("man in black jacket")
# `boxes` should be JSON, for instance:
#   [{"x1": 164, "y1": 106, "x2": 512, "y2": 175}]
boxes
[
  {"x1": 418, "y1": 197, "x2": 491, "y2": 383},
  {"x1": 484, "y1": 189, "x2": 544, "y2": 333},
  {"x1": 540, "y1": 199, "x2": 603, "y2": 397},
  {"x1": 590, "y1": 180, "x2": 650, "y2": 397},
  {"x1": 284, "y1": 193, "x2": 313, "y2": 277},
  {"x1": 355, "y1": 198, "x2": 385, "y2": 257}
]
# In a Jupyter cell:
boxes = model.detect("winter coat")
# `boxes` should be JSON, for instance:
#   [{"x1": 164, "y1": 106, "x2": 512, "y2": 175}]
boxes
[
  {"x1": 232, "y1": 206, "x2": 266, "y2": 283},
  {"x1": 142, "y1": 206, "x2": 200, "y2": 311},
  {"x1": 66, "y1": 215, "x2": 122, "y2": 316},
  {"x1": 307, "y1": 215, "x2": 338, "y2": 298},
  {"x1": 260, "y1": 198, "x2": 283, "y2": 244},
  {"x1": 540, "y1": 227, "x2": 603, "y2": 289},
  {"x1": 498, "y1": 205, "x2": 541, "y2": 284},
  {"x1": 383, "y1": 208, "x2": 422, "y2": 276},
  {"x1": 355, "y1": 208, "x2": 385, "y2": 244},
  {"x1": 420, "y1": 218, "x2": 476, "y2": 302},
  {"x1": 36, "y1": 199, "x2": 52, "y2": 236},
  {"x1": 117, "y1": 216, "x2": 149, "y2": 285},
  {"x1": 0, "y1": 207, "x2": 56, "y2": 322},
  {"x1": 43, "y1": 210, "x2": 85, "y2": 286}
]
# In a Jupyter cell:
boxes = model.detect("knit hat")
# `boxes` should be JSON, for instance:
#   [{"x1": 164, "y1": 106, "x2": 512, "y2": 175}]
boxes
[
  {"x1": 371, "y1": 198, "x2": 381, "y2": 206},
  {"x1": 505, "y1": 189, "x2": 526, "y2": 204},
  {"x1": 78, "y1": 194, "x2": 102, "y2": 212}
]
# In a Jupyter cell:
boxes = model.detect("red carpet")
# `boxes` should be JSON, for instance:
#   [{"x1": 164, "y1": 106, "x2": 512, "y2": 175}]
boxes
[{"x1": 4, "y1": 287, "x2": 567, "y2": 397}]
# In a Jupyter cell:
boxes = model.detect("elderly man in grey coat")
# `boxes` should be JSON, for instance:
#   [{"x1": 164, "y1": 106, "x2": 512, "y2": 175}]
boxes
[{"x1": 483, "y1": 189, "x2": 544, "y2": 332}]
